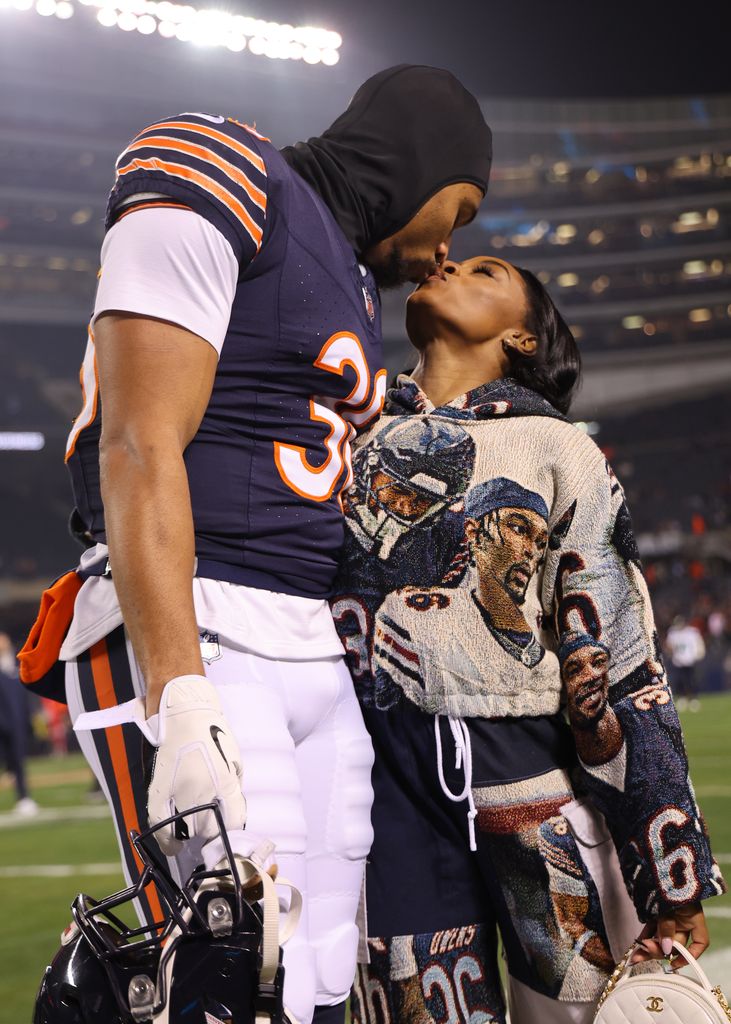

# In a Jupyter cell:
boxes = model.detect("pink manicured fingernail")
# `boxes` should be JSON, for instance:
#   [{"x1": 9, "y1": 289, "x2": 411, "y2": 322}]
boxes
[{"x1": 661, "y1": 938, "x2": 673, "y2": 956}]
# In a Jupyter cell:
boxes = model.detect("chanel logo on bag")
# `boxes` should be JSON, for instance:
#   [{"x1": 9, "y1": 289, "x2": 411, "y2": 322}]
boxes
[{"x1": 594, "y1": 941, "x2": 731, "y2": 1024}]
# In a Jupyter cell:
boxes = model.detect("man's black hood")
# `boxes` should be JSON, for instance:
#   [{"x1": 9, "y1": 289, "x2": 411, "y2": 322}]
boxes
[{"x1": 281, "y1": 64, "x2": 492, "y2": 254}]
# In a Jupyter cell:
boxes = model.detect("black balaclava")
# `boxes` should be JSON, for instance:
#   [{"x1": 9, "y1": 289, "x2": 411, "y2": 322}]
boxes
[{"x1": 281, "y1": 64, "x2": 492, "y2": 255}]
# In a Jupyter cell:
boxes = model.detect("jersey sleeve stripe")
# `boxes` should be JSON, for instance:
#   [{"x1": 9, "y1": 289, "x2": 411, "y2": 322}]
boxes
[
  {"x1": 123, "y1": 134, "x2": 266, "y2": 212},
  {"x1": 116, "y1": 156, "x2": 264, "y2": 249},
  {"x1": 126, "y1": 119, "x2": 266, "y2": 175},
  {"x1": 65, "y1": 326, "x2": 99, "y2": 464},
  {"x1": 115, "y1": 199, "x2": 194, "y2": 221}
]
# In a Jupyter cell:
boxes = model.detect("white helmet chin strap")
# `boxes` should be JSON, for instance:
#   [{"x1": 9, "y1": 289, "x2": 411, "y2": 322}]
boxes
[{"x1": 151, "y1": 846, "x2": 302, "y2": 1024}]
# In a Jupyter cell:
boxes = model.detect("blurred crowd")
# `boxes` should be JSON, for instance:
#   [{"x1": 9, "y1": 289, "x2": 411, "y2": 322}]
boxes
[{"x1": 649, "y1": 558, "x2": 731, "y2": 702}]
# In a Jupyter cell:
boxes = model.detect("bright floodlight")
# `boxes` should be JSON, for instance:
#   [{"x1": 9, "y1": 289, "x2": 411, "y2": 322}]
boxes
[
  {"x1": 0, "y1": 432, "x2": 45, "y2": 451},
  {"x1": 3, "y1": 0, "x2": 343, "y2": 62}
]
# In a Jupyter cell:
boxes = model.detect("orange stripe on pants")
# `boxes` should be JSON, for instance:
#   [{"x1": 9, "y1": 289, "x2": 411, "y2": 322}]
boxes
[{"x1": 89, "y1": 638, "x2": 165, "y2": 925}]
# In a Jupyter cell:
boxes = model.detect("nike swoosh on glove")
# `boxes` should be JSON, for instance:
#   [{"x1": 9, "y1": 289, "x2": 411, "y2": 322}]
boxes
[{"x1": 145, "y1": 674, "x2": 246, "y2": 854}]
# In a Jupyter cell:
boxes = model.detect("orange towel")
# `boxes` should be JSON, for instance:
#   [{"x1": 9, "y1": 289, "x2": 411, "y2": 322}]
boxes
[{"x1": 18, "y1": 571, "x2": 82, "y2": 685}]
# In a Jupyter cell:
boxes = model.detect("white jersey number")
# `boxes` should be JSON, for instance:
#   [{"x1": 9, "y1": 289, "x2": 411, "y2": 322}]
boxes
[{"x1": 273, "y1": 331, "x2": 386, "y2": 503}]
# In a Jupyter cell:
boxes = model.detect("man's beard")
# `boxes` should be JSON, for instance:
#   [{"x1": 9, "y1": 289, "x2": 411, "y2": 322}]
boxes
[
  {"x1": 503, "y1": 565, "x2": 529, "y2": 606},
  {"x1": 366, "y1": 244, "x2": 414, "y2": 290}
]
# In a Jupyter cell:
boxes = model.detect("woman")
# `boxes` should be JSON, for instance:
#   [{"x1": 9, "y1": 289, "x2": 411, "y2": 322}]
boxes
[{"x1": 331, "y1": 256, "x2": 725, "y2": 1024}]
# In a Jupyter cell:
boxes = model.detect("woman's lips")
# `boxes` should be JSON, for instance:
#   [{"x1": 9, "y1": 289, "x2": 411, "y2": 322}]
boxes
[{"x1": 419, "y1": 270, "x2": 447, "y2": 288}]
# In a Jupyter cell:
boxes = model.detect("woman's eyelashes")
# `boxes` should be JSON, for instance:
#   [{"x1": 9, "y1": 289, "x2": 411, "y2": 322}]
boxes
[{"x1": 472, "y1": 263, "x2": 495, "y2": 277}]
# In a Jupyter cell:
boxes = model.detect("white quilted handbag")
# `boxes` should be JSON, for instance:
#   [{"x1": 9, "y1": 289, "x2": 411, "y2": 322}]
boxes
[{"x1": 593, "y1": 941, "x2": 731, "y2": 1023}]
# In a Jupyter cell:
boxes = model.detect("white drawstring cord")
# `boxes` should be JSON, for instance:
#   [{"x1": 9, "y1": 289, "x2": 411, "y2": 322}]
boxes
[{"x1": 434, "y1": 715, "x2": 478, "y2": 852}]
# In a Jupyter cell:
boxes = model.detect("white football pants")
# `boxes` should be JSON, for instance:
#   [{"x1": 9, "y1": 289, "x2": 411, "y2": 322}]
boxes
[{"x1": 65, "y1": 627, "x2": 375, "y2": 1024}]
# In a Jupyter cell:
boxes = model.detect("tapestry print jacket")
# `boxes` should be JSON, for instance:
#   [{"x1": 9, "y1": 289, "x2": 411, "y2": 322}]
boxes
[{"x1": 332, "y1": 375, "x2": 725, "y2": 920}]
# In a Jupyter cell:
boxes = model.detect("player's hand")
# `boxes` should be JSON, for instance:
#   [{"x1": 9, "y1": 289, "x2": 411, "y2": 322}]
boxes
[
  {"x1": 631, "y1": 901, "x2": 709, "y2": 968},
  {"x1": 145, "y1": 674, "x2": 246, "y2": 854}
]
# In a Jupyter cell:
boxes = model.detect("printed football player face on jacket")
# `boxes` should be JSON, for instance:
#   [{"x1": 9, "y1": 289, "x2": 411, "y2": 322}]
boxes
[
  {"x1": 464, "y1": 480, "x2": 548, "y2": 636},
  {"x1": 562, "y1": 642, "x2": 610, "y2": 728},
  {"x1": 366, "y1": 469, "x2": 436, "y2": 525},
  {"x1": 469, "y1": 506, "x2": 548, "y2": 610},
  {"x1": 348, "y1": 417, "x2": 476, "y2": 565},
  {"x1": 559, "y1": 634, "x2": 625, "y2": 769}
]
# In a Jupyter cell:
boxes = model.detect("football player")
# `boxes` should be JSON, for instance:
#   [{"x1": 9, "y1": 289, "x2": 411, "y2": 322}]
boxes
[
  {"x1": 21, "y1": 66, "x2": 492, "y2": 1024},
  {"x1": 344, "y1": 417, "x2": 475, "y2": 578},
  {"x1": 367, "y1": 477, "x2": 550, "y2": 714}
]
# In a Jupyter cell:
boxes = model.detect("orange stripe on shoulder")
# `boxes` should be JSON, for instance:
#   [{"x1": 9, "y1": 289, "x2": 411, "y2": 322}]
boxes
[
  {"x1": 124, "y1": 135, "x2": 266, "y2": 211},
  {"x1": 131, "y1": 120, "x2": 266, "y2": 175},
  {"x1": 116, "y1": 156, "x2": 263, "y2": 249}
]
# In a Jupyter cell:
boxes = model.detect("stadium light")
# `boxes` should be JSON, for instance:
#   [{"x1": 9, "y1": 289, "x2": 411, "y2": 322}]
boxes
[
  {"x1": 0, "y1": 0, "x2": 343, "y2": 62},
  {"x1": 689, "y1": 308, "x2": 712, "y2": 323},
  {"x1": 0, "y1": 432, "x2": 46, "y2": 451}
]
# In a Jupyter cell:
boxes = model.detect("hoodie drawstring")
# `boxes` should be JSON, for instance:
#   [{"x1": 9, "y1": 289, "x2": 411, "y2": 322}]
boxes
[{"x1": 434, "y1": 714, "x2": 477, "y2": 852}]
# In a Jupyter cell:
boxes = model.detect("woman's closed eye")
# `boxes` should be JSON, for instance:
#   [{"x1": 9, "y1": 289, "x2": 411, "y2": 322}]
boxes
[{"x1": 473, "y1": 264, "x2": 495, "y2": 277}]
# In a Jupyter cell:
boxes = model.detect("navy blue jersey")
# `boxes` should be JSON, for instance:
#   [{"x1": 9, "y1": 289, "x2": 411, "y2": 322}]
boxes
[{"x1": 66, "y1": 113, "x2": 386, "y2": 598}]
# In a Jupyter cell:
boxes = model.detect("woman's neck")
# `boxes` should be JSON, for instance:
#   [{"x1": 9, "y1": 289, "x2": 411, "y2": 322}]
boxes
[{"x1": 410, "y1": 338, "x2": 505, "y2": 408}]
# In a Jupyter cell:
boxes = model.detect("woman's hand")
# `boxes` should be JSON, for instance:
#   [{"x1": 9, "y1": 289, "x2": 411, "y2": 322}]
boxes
[{"x1": 631, "y1": 901, "x2": 709, "y2": 969}]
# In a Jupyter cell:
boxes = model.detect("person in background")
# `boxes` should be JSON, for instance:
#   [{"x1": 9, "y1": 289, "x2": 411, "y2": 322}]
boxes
[
  {"x1": 0, "y1": 632, "x2": 38, "y2": 816},
  {"x1": 665, "y1": 615, "x2": 706, "y2": 711},
  {"x1": 40, "y1": 697, "x2": 70, "y2": 756}
]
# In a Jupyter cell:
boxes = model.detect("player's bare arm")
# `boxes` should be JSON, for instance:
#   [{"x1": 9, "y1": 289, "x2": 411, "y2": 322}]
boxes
[{"x1": 95, "y1": 311, "x2": 217, "y2": 716}]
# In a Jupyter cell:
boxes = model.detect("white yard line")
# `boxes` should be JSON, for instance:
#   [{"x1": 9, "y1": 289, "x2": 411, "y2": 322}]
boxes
[
  {"x1": 0, "y1": 863, "x2": 120, "y2": 878},
  {"x1": 706, "y1": 907, "x2": 731, "y2": 919},
  {"x1": 698, "y1": 945, "x2": 731, "y2": 980},
  {"x1": 0, "y1": 805, "x2": 110, "y2": 828}
]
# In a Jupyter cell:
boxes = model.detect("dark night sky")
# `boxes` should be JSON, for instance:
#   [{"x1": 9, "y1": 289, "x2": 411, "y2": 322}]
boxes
[{"x1": 240, "y1": 0, "x2": 731, "y2": 100}]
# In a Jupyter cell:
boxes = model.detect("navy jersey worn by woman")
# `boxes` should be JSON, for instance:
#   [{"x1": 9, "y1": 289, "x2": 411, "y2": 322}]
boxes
[{"x1": 66, "y1": 115, "x2": 385, "y2": 598}]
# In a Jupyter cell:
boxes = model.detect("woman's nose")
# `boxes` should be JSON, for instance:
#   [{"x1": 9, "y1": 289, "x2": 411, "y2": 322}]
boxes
[{"x1": 443, "y1": 260, "x2": 460, "y2": 276}]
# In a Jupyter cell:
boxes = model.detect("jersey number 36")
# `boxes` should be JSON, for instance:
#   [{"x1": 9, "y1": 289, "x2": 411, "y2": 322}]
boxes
[{"x1": 274, "y1": 331, "x2": 386, "y2": 505}]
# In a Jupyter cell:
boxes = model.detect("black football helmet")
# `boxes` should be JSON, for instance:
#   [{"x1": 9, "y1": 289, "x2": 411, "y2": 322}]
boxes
[
  {"x1": 34, "y1": 804, "x2": 286, "y2": 1024},
  {"x1": 359, "y1": 417, "x2": 476, "y2": 528}
]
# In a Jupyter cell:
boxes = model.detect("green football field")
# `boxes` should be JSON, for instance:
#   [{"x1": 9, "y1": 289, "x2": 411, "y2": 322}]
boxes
[{"x1": 1, "y1": 695, "x2": 730, "y2": 1023}]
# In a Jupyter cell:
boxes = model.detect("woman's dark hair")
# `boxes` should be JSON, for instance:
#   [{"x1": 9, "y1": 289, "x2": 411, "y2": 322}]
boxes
[{"x1": 505, "y1": 266, "x2": 582, "y2": 415}]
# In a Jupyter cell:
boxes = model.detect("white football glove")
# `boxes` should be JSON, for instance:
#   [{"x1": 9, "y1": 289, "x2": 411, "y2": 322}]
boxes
[{"x1": 145, "y1": 674, "x2": 246, "y2": 854}]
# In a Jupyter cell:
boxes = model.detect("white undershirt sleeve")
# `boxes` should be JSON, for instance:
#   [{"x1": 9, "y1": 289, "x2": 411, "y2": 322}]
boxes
[{"x1": 93, "y1": 207, "x2": 239, "y2": 356}]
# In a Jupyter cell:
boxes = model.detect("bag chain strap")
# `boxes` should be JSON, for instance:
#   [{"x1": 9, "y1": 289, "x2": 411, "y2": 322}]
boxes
[
  {"x1": 594, "y1": 944, "x2": 731, "y2": 1021},
  {"x1": 712, "y1": 986, "x2": 731, "y2": 1022},
  {"x1": 594, "y1": 944, "x2": 635, "y2": 1012}
]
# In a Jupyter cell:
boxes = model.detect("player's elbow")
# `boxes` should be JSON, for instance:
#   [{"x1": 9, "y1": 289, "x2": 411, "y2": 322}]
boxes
[{"x1": 99, "y1": 429, "x2": 184, "y2": 497}]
